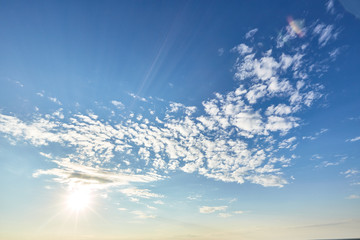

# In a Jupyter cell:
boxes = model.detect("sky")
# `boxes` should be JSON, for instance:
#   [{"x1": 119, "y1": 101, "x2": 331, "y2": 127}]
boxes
[{"x1": 0, "y1": 0, "x2": 360, "y2": 239}]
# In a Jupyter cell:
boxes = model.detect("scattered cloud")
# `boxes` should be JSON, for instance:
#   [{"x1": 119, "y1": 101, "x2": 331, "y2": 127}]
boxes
[
  {"x1": 187, "y1": 194, "x2": 202, "y2": 201},
  {"x1": 131, "y1": 210, "x2": 155, "y2": 219},
  {"x1": 111, "y1": 100, "x2": 124, "y2": 109},
  {"x1": 129, "y1": 93, "x2": 147, "y2": 102},
  {"x1": 199, "y1": 206, "x2": 227, "y2": 214},
  {"x1": 313, "y1": 23, "x2": 338, "y2": 47},
  {"x1": 279, "y1": 137, "x2": 297, "y2": 150},
  {"x1": 120, "y1": 187, "x2": 164, "y2": 199},
  {"x1": 48, "y1": 97, "x2": 62, "y2": 105},
  {"x1": 303, "y1": 128, "x2": 328, "y2": 140},
  {"x1": 0, "y1": 16, "x2": 342, "y2": 197},
  {"x1": 342, "y1": 169, "x2": 359, "y2": 178},
  {"x1": 318, "y1": 155, "x2": 347, "y2": 168},
  {"x1": 15, "y1": 81, "x2": 24, "y2": 87}
]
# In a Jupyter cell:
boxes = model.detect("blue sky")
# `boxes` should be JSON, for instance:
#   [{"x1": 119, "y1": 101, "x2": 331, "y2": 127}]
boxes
[{"x1": 0, "y1": 1, "x2": 360, "y2": 239}]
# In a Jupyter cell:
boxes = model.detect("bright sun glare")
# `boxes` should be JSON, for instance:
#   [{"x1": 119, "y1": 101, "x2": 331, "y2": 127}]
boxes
[{"x1": 67, "y1": 189, "x2": 92, "y2": 212}]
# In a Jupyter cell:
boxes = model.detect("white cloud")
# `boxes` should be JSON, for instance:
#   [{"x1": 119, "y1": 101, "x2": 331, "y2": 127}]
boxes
[
  {"x1": 15, "y1": 81, "x2": 24, "y2": 87},
  {"x1": 245, "y1": 28, "x2": 258, "y2": 39},
  {"x1": 232, "y1": 43, "x2": 253, "y2": 56},
  {"x1": 313, "y1": 23, "x2": 337, "y2": 47},
  {"x1": 310, "y1": 154, "x2": 323, "y2": 160},
  {"x1": 279, "y1": 137, "x2": 297, "y2": 150},
  {"x1": 326, "y1": 0, "x2": 335, "y2": 14},
  {"x1": 246, "y1": 174, "x2": 287, "y2": 187},
  {"x1": 329, "y1": 48, "x2": 340, "y2": 59},
  {"x1": 342, "y1": 169, "x2": 359, "y2": 178},
  {"x1": 153, "y1": 200, "x2": 164, "y2": 205},
  {"x1": 120, "y1": 188, "x2": 164, "y2": 199},
  {"x1": 219, "y1": 213, "x2": 232, "y2": 218},
  {"x1": 234, "y1": 210, "x2": 244, "y2": 214},
  {"x1": 0, "y1": 17, "x2": 339, "y2": 193},
  {"x1": 346, "y1": 136, "x2": 360, "y2": 142},
  {"x1": 265, "y1": 104, "x2": 292, "y2": 116},
  {"x1": 111, "y1": 100, "x2": 124, "y2": 109},
  {"x1": 131, "y1": 210, "x2": 155, "y2": 219},
  {"x1": 276, "y1": 25, "x2": 298, "y2": 48},
  {"x1": 48, "y1": 97, "x2": 62, "y2": 105},
  {"x1": 199, "y1": 206, "x2": 228, "y2": 214},
  {"x1": 303, "y1": 128, "x2": 328, "y2": 140},
  {"x1": 129, "y1": 93, "x2": 147, "y2": 102}
]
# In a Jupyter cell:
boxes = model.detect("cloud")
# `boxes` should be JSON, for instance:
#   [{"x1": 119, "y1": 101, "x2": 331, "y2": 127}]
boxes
[
  {"x1": 342, "y1": 169, "x2": 359, "y2": 178},
  {"x1": 0, "y1": 16, "x2": 341, "y2": 192},
  {"x1": 129, "y1": 93, "x2": 147, "y2": 102},
  {"x1": 199, "y1": 206, "x2": 227, "y2": 214},
  {"x1": 245, "y1": 28, "x2": 258, "y2": 39},
  {"x1": 310, "y1": 154, "x2": 323, "y2": 160},
  {"x1": 279, "y1": 137, "x2": 297, "y2": 150},
  {"x1": 120, "y1": 187, "x2": 164, "y2": 199},
  {"x1": 33, "y1": 159, "x2": 164, "y2": 190},
  {"x1": 153, "y1": 200, "x2": 164, "y2": 205},
  {"x1": 303, "y1": 128, "x2": 328, "y2": 140},
  {"x1": 326, "y1": 0, "x2": 335, "y2": 14},
  {"x1": 111, "y1": 100, "x2": 124, "y2": 109},
  {"x1": 346, "y1": 136, "x2": 360, "y2": 142},
  {"x1": 131, "y1": 210, "x2": 155, "y2": 219},
  {"x1": 346, "y1": 194, "x2": 360, "y2": 199},
  {"x1": 233, "y1": 210, "x2": 244, "y2": 214},
  {"x1": 15, "y1": 81, "x2": 24, "y2": 87},
  {"x1": 218, "y1": 48, "x2": 224, "y2": 56},
  {"x1": 219, "y1": 213, "x2": 232, "y2": 218},
  {"x1": 313, "y1": 23, "x2": 338, "y2": 47},
  {"x1": 232, "y1": 43, "x2": 253, "y2": 56},
  {"x1": 48, "y1": 97, "x2": 62, "y2": 105}
]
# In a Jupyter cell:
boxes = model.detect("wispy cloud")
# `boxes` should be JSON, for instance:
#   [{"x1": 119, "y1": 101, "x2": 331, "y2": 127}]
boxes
[
  {"x1": 48, "y1": 97, "x2": 62, "y2": 105},
  {"x1": 199, "y1": 206, "x2": 227, "y2": 214},
  {"x1": 245, "y1": 28, "x2": 258, "y2": 39},
  {"x1": 346, "y1": 194, "x2": 360, "y2": 200},
  {"x1": 111, "y1": 100, "x2": 124, "y2": 109},
  {"x1": 120, "y1": 187, "x2": 164, "y2": 199},
  {"x1": 131, "y1": 210, "x2": 155, "y2": 219},
  {"x1": 129, "y1": 93, "x2": 147, "y2": 102},
  {"x1": 218, "y1": 48, "x2": 224, "y2": 56},
  {"x1": 303, "y1": 128, "x2": 328, "y2": 140},
  {"x1": 326, "y1": 0, "x2": 335, "y2": 14},
  {"x1": 313, "y1": 23, "x2": 338, "y2": 47},
  {"x1": 346, "y1": 136, "x2": 360, "y2": 142}
]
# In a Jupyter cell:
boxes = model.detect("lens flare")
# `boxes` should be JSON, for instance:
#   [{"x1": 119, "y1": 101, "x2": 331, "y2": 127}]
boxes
[{"x1": 67, "y1": 189, "x2": 92, "y2": 212}]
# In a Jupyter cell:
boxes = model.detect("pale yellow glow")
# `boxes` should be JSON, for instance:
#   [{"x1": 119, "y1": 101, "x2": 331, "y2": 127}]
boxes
[{"x1": 66, "y1": 189, "x2": 92, "y2": 212}]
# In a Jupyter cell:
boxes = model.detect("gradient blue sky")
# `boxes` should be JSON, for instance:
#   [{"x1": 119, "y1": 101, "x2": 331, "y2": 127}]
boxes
[{"x1": 1, "y1": 1, "x2": 360, "y2": 239}]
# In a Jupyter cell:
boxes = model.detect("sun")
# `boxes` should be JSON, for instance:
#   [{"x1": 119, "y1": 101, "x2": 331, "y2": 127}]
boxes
[{"x1": 66, "y1": 188, "x2": 92, "y2": 212}]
